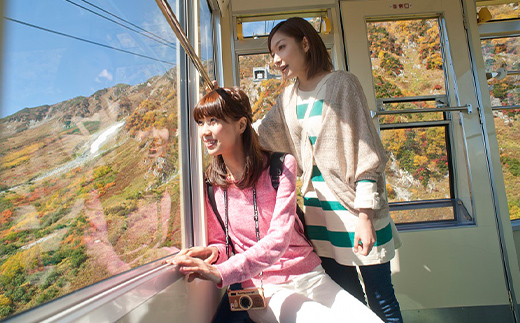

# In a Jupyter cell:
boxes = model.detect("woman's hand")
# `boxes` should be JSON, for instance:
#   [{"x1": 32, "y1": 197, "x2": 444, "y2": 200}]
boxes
[
  {"x1": 353, "y1": 209, "x2": 376, "y2": 256},
  {"x1": 178, "y1": 246, "x2": 219, "y2": 264},
  {"x1": 173, "y1": 254, "x2": 223, "y2": 284}
]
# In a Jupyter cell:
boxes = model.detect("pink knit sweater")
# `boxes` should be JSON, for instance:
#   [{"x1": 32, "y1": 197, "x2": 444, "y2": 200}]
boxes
[{"x1": 207, "y1": 154, "x2": 321, "y2": 288}]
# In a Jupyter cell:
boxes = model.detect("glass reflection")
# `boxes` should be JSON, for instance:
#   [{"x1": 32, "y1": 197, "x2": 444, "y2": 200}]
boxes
[
  {"x1": 1, "y1": 0, "x2": 182, "y2": 318},
  {"x1": 481, "y1": 36, "x2": 520, "y2": 107}
]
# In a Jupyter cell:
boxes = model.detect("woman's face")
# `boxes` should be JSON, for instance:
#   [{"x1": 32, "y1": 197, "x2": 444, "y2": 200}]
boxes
[
  {"x1": 270, "y1": 31, "x2": 308, "y2": 80},
  {"x1": 197, "y1": 115, "x2": 245, "y2": 158}
]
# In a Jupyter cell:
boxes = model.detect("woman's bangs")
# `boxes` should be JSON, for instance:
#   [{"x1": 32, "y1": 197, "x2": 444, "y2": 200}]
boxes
[{"x1": 193, "y1": 92, "x2": 226, "y2": 121}]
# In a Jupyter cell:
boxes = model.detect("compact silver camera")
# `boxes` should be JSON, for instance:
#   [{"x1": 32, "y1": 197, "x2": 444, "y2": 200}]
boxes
[{"x1": 227, "y1": 287, "x2": 266, "y2": 311}]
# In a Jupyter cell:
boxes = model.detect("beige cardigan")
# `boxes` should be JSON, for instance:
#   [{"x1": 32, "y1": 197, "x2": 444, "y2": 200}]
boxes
[{"x1": 255, "y1": 71, "x2": 390, "y2": 219}]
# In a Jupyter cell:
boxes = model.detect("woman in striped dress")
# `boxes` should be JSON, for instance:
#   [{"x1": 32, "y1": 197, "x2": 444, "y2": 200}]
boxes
[{"x1": 254, "y1": 17, "x2": 403, "y2": 322}]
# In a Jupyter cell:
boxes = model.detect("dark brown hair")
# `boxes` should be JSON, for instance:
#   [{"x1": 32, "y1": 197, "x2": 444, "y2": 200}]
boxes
[
  {"x1": 268, "y1": 17, "x2": 332, "y2": 80},
  {"x1": 194, "y1": 87, "x2": 267, "y2": 189}
]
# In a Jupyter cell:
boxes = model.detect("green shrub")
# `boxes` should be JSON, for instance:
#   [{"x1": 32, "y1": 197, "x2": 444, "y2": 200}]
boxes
[
  {"x1": 41, "y1": 270, "x2": 61, "y2": 290},
  {"x1": 36, "y1": 287, "x2": 59, "y2": 304},
  {"x1": 69, "y1": 247, "x2": 87, "y2": 268},
  {"x1": 501, "y1": 156, "x2": 520, "y2": 176},
  {"x1": 0, "y1": 304, "x2": 12, "y2": 318}
]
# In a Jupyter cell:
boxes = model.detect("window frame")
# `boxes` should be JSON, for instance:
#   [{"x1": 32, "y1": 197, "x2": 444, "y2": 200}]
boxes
[
  {"x1": 479, "y1": 13, "x2": 520, "y2": 229},
  {"x1": 357, "y1": 15, "x2": 476, "y2": 229},
  {"x1": 232, "y1": 7, "x2": 344, "y2": 87},
  {"x1": 189, "y1": 0, "x2": 222, "y2": 247},
  {"x1": 233, "y1": 10, "x2": 477, "y2": 230}
]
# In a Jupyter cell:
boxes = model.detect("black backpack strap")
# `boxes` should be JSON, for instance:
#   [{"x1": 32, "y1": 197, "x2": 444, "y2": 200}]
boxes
[
  {"x1": 206, "y1": 181, "x2": 224, "y2": 231},
  {"x1": 205, "y1": 181, "x2": 235, "y2": 254},
  {"x1": 269, "y1": 152, "x2": 286, "y2": 190},
  {"x1": 269, "y1": 152, "x2": 311, "y2": 243}
]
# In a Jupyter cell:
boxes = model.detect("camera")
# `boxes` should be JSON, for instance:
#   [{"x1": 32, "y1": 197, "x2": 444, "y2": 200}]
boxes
[{"x1": 227, "y1": 287, "x2": 266, "y2": 311}]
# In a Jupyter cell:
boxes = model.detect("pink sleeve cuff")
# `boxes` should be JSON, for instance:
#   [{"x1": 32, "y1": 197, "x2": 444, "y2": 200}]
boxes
[
  {"x1": 208, "y1": 243, "x2": 228, "y2": 265},
  {"x1": 214, "y1": 261, "x2": 236, "y2": 288}
]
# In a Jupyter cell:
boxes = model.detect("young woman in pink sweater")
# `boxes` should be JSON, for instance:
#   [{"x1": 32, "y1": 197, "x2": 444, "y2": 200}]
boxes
[{"x1": 172, "y1": 87, "x2": 381, "y2": 322}]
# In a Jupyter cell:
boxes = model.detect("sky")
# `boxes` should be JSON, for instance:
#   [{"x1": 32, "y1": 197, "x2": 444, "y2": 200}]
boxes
[
  {"x1": 242, "y1": 20, "x2": 284, "y2": 38},
  {"x1": 1, "y1": 0, "x2": 183, "y2": 118}
]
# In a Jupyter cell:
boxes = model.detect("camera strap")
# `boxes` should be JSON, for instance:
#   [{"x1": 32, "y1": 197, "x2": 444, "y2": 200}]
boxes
[{"x1": 224, "y1": 186, "x2": 264, "y2": 290}]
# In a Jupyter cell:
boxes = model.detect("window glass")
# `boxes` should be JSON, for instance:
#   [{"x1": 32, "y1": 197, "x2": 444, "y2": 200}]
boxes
[
  {"x1": 240, "y1": 16, "x2": 324, "y2": 38},
  {"x1": 199, "y1": 0, "x2": 215, "y2": 96},
  {"x1": 198, "y1": 0, "x2": 215, "y2": 169},
  {"x1": 237, "y1": 53, "x2": 306, "y2": 204},
  {"x1": 493, "y1": 108, "x2": 520, "y2": 221},
  {"x1": 1, "y1": 0, "x2": 182, "y2": 318},
  {"x1": 241, "y1": 20, "x2": 285, "y2": 38},
  {"x1": 368, "y1": 19, "x2": 445, "y2": 98},
  {"x1": 481, "y1": 36, "x2": 520, "y2": 107},
  {"x1": 481, "y1": 35, "x2": 520, "y2": 221},
  {"x1": 382, "y1": 126, "x2": 452, "y2": 202},
  {"x1": 238, "y1": 54, "x2": 283, "y2": 121},
  {"x1": 480, "y1": 32, "x2": 520, "y2": 221},
  {"x1": 367, "y1": 17, "x2": 456, "y2": 224}
]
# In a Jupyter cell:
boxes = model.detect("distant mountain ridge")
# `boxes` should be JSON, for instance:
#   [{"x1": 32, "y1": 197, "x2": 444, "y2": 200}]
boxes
[{"x1": 1, "y1": 69, "x2": 177, "y2": 138}]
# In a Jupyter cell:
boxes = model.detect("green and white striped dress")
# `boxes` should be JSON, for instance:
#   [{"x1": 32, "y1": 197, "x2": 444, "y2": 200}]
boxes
[{"x1": 297, "y1": 73, "x2": 395, "y2": 266}]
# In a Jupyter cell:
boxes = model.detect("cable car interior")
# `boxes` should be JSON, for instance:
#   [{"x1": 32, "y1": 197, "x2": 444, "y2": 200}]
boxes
[{"x1": 0, "y1": 0, "x2": 519, "y2": 322}]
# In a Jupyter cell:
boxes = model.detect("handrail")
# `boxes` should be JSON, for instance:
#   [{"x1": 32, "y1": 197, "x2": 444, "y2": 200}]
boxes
[
  {"x1": 486, "y1": 69, "x2": 520, "y2": 80},
  {"x1": 379, "y1": 120, "x2": 450, "y2": 130},
  {"x1": 371, "y1": 104, "x2": 472, "y2": 117},
  {"x1": 377, "y1": 94, "x2": 447, "y2": 103},
  {"x1": 491, "y1": 105, "x2": 520, "y2": 110}
]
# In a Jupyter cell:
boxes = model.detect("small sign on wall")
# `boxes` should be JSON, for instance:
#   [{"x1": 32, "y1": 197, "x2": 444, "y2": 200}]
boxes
[{"x1": 390, "y1": 3, "x2": 412, "y2": 9}]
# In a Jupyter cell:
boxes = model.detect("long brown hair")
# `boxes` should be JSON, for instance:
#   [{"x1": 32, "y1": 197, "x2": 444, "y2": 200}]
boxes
[
  {"x1": 194, "y1": 87, "x2": 267, "y2": 189},
  {"x1": 268, "y1": 17, "x2": 332, "y2": 80}
]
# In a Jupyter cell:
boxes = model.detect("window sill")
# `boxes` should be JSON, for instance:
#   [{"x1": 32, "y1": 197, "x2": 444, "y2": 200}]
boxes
[{"x1": 512, "y1": 219, "x2": 520, "y2": 232}]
